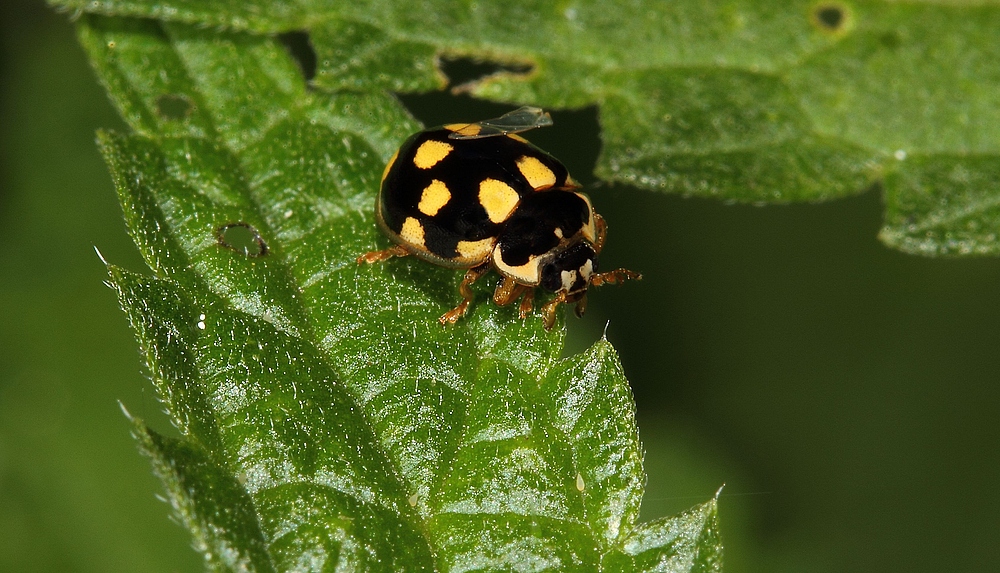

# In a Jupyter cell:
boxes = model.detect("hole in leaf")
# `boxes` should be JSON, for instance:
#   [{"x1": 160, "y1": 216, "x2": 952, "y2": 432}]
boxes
[
  {"x1": 811, "y1": 2, "x2": 850, "y2": 33},
  {"x1": 439, "y1": 56, "x2": 534, "y2": 90},
  {"x1": 217, "y1": 222, "x2": 268, "y2": 257},
  {"x1": 156, "y1": 94, "x2": 192, "y2": 120},
  {"x1": 278, "y1": 31, "x2": 317, "y2": 83}
]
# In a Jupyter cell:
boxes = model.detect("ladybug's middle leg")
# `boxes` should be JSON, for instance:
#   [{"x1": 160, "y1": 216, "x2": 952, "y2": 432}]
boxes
[{"x1": 440, "y1": 263, "x2": 490, "y2": 325}]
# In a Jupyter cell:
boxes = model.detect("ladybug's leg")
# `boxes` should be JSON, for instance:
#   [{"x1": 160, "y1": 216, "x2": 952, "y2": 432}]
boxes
[
  {"x1": 540, "y1": 291, "x2": 567, "y2": 331},
  {"x1": 573, "y1": 293, "x2": 588, "y2": 318},
  {"x1": 440, "y1": 263, "x2": 490, "y2": 326},
  {"x1": 518, "y1": 288, "x2": 535, "y2": 319},
  {"x1": 492, "y1": 277, "x2": 524, "y2": 306},
  {"x1": 494, "y1": 278, "x2": 534, "y2": 319},
  {"x1": 593, "y1": 214, "x2": 608, "y2": 253},
  {"x1": 589, "y1": 268, "x2": 642, "y2": 286},
  {"x1": 493, "y1": 277, "x2": 535, "y2": 320},
  {"x1": 356, "y1": 244, "x2": 409, "y2": 264}
]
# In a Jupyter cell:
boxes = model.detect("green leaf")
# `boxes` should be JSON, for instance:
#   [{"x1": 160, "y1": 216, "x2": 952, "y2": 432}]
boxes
[
  {"x1": 111, "y1": 265, "x2": 434, "y2": 570},
  {"x1": 605, "y1": 495, "x2": 722, "y2": 573},
  {"x1": 53, "y1": 0, "x2": 1000, "y2": 256},
  {"x1": 879, "y1": 153, "x2": 1000, "y2": 256},
  {"x1": 130, "y1": 417, "x2": 277, "y2": 573},
  {"x1": 76, "y1": 13, "x2": 720, "y2": 570}
]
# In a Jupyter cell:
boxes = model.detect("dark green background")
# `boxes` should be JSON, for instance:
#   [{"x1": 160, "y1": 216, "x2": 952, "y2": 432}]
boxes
[{"x1": 2, "y1": 1, "x2": 998, "y2": 571}]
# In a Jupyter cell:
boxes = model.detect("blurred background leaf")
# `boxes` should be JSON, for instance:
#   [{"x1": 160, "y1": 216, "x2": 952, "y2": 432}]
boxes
[
  {"x1": 48, "y1": 0, "x2": 1000, "y2": 256},
  {"x1": 3, "y1": 1, "x2": 1000, "y2": 572}
]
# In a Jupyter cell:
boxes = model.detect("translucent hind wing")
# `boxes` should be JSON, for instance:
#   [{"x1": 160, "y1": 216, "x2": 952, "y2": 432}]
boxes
[{"x1": 447, "y1": 106, "x2": 553, "y2": 140}]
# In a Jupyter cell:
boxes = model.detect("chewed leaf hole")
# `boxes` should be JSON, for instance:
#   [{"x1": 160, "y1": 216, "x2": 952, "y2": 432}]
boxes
[
  {"x1": 155, "y1": 94, "x2": 192, "y2": 120},
  {"x1": 278, "y1": 31, "x2": 317, "y2": 83},
  {"x1": 440, "y1": 56, "x2": 534, "y2": 91},
  {"x1": 811, "y1": 2, "x2": 851, "y2": 33},
  {"x1": 217, "y1": 223, "x2": 268, "y2": 257}
]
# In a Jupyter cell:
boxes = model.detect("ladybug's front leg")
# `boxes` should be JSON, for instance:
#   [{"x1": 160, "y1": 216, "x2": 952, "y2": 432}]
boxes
[
  {"x1": 493, "y1": 276, "x2": 523, "y2": 306},
  {"x1": 493, "y1": 277, "x2": 536, "y2": 320},
  {"x1": 440, "y1": 263, "x2": 490, "y2": 326},
  {"x1": 593, "y1": 214, "x2": 608, "y2": 253},
  {"x1": 589, "y1": 268, "x2": 642, "y2": 286},
  {"x1": 518, "y1": 288, "x2": 535, "y2": 319},
  {"x1": 539, "y1": 291, "x2": 567, "y2": 331}
]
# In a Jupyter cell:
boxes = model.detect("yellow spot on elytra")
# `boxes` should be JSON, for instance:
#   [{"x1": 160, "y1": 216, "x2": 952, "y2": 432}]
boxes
[
  {"x1": 413, "y1": 139, "x2": 453, "y2": 169},
  {"x1": 400, "y1": 217, "x2": 425, "y2": 248},
  {"x1": 381, "y1": 149, "x2": 399, "y2": 183},
  {"x1": 506, "y1": 133, "x2": 529, "y2": 144},
  {"x1": 479, "y1": 178, "x2": 520, "y2": 223},
  {"x1": 418, "y1": 180, "x2": 451, "y2": 216},
  {"x1": 445, "y1": 122, "x2": 482, "y2": 137},
  {"x1": 455, "y1": 237, "x2": 494, "y2": 263},
  {"x1": 516, "y1": 155, "x2": 556, "y2": 190}
]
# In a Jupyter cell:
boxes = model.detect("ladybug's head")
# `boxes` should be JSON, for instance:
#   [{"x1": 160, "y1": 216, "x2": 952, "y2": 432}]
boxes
[{"x1": 539, "y1": 240, "x2": 598, "y2": 302}]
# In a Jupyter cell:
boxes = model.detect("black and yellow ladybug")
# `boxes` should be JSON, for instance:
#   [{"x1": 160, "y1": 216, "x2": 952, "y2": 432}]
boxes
[{"x1": 358, "y1": 107, "x2": 640, "y2": 330}]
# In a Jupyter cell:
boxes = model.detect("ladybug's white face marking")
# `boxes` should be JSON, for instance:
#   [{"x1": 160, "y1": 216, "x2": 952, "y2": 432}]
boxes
[
  {"x1": 478, "y1": 178, "x2": 520, "y2": 224},
  {"x1": 418, "y1": 179, "x2": 451, "y2": 216},
  {"x1": 413, "y1": 139, "x2": 453, "y2": 169},
  {"x1": 493, "y1": 247, "x2": 542, "y2": 285},
  {"x1": 515, "y1": 155, "x2": 556, "y2": 190},
  {"x1": 579, "y1": 259, "x2": 594, "y2": 284},
  {"x1": 456, "y1": 237, "x2": 494, "y2": 262},
  {"x1": 400, "y1": 216, "x2": 425, "y2": 248},
  {"x1": 556, "y1": 253, "x2": 595, "y2": 293},
  {"x1": 560, "y1": 269, "x2": 577, "y2": 291},
  {"x1": 554, "y1": 227, "x2": 564, "y2": 239}
]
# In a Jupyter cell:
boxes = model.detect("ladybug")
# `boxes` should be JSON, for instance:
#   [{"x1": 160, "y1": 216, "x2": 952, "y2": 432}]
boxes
[{"x1": 358, "y1": 107, "x2": 640, "y2": 330}]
